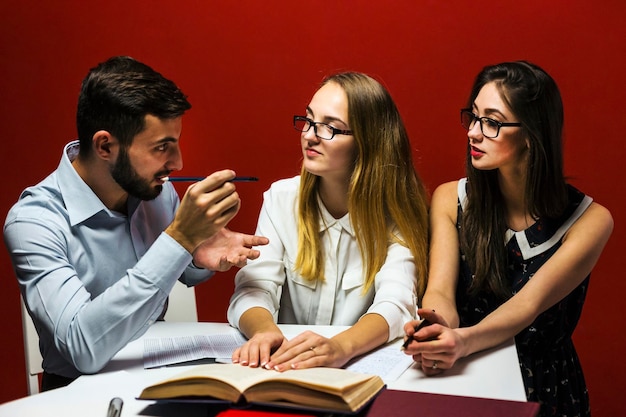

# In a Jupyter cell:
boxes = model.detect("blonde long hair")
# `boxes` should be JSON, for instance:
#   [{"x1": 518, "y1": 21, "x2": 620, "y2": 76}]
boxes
[{"x1": 294, "y1": 72, "x2": 429, "y2": 297}]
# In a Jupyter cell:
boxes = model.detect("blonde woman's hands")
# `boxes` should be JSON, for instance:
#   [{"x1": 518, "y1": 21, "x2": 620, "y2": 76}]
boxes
[
  {"x1": 232, "y1": 330, "x2": 286, "y2": 368},
  {"x1": 263, "y1": 330, "x2": 349, "y2": 371}
]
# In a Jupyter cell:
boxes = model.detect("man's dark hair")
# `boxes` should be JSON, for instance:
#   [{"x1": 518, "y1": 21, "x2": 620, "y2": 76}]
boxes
[{"x1": 76, "y1": 56, "x2": 191, "y2": 157}]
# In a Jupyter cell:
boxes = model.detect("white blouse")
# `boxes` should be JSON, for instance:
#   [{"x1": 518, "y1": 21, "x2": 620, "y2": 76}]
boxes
[{"x1": 227, "y1": 176, "x2": 417, "y2": 341}]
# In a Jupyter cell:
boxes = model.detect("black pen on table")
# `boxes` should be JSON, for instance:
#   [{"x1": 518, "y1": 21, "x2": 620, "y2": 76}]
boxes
[
  {"x1": 107, "y1": 397, "x2": 123, "y2": 417},
  {"x1": 401, "y1": 319, "x2": 432, "y2": 350},
  {"x1": 163, "y1": 176, "x2": 259, "y2": 182}
]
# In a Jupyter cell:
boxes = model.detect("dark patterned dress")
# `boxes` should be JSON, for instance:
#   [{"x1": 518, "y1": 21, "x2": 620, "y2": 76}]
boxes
[{"x1": 455, "y1": 178, "x2": 593, "y2": 417}]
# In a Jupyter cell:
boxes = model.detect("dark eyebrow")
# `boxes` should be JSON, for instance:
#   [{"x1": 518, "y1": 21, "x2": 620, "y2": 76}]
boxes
[
  {"x1": 154, "y1": 137, "x2": 178, "y2": 146},
  {"x1": 305, "y1": 106, "x2": 349, "y2": 127},
  {"x1": 472, "y1": 104, "x2": 512, "y2": 121}
]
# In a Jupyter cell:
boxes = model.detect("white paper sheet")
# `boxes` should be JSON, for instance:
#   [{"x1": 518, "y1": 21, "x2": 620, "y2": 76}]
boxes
[
  {"x1": 345, "y1": 343, "x2": 414, "y2": 383},
  {"x1": 143, "y1": 333, "x2": 247, "y2": 368}
]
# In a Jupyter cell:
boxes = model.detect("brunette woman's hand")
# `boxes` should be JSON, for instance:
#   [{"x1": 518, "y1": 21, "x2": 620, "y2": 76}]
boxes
[{"x1": 402, "y1": 308, "x2": 463, "y2": 375}]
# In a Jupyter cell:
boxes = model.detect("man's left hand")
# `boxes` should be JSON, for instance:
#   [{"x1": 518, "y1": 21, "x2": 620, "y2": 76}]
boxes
[{"x1": 192, "y1": 228, "x2": 269, "y2": 271}]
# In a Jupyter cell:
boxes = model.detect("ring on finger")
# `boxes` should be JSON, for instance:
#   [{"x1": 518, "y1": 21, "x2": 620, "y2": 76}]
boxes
[
  {"x1": 432, "y1": 360, "x2": 438, "y2": 370},
  {"x1": 309, "y1": 346, "x2": 316, "y2": 355}
]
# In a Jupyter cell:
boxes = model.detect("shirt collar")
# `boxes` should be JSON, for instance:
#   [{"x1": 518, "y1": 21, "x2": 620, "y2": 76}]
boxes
[
  {"x1": 317, "y1": 195, "x2": 354, "y2": 237},
  {"x1": 57, "y1": 141, "x2": 125, "y2": 226}
]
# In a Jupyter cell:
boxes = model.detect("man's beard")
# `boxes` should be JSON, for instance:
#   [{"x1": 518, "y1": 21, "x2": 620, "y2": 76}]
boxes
[{"x1": 111, "y1": 146, "x2": 164, "y2": 201}]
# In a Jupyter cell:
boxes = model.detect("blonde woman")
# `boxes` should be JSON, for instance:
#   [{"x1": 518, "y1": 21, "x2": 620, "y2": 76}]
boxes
[{"x1": 228, "y1": 72, "x2": 429, "y2": 371}]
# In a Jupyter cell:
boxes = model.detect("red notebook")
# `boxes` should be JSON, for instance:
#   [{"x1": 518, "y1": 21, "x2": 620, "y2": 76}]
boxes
[
  {"x1": 214, "y1": 390, "x2": 539, "y2": 417},
  {"x1": 364, "y1": 389, "x2": 539, "y2": 417},
  {"x1": 216, "y1": 410, "x2": 315, "y2": 417}
]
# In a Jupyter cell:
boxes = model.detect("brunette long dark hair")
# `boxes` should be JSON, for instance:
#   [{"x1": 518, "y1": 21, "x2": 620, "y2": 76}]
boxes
[{"x1": 460, "y1": 61, "x2": 568, "y2": 299}]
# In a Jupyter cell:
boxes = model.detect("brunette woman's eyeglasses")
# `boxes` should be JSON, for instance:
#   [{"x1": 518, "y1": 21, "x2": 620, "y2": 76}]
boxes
[{"x1": 460, "y1": 109, "x2": 521, "y2": 139}]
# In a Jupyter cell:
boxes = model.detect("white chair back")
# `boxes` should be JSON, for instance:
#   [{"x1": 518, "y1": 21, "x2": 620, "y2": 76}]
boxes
[
  {"x1": 164, "y1": 280, "x2": 198, "y2": 322},
  {"x1": 20, "y1": 281, "x2": 197, "y2": 394},
  {"x1": 20, "y1": 296, "x2": 43, "y2": 395}
]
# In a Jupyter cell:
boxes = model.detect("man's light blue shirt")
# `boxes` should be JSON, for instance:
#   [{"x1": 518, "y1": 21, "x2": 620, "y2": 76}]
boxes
[{"x1": 4, "y1": 141, "x2": 213, "y2": 378}]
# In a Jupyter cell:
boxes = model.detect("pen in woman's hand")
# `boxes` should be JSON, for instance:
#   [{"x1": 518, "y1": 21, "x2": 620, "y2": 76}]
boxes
[
  {"x1": 401, "y1": 319, "x2": 432, "y2": 350},
  {"x1": 107, "y1": 397, "x2": 123, "y2": 417}
]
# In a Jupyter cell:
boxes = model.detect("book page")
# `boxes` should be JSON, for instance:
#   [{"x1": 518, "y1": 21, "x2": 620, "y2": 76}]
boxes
[
  {"x1": 143, "y1": 333, "x2": 247, "y2": 368},
  {"x1": 147, "y1": 363, "x2": 379, "y2": 396},
  {"x1": 140, "y1": 364, "x2": 384, "y2": 412}
]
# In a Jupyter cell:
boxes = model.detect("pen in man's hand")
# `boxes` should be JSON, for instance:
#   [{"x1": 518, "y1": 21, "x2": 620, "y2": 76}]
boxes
[
  {"x1": 163, "y1": 176, "x2": 259, "y2": 182},
  {"x1": 401, "y1": 319, "x2": 432, "y2": 350},
  {"x1": 107, "y1": 397, "x2": 123, "y2": 417}
]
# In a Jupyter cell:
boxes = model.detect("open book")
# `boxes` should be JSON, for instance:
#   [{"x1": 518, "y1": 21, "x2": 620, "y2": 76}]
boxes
[{"x1": 138, "y1": 363, "x2": 385, "y2": 414}]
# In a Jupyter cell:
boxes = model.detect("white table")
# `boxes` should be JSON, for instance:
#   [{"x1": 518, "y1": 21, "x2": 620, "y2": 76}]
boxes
[{"x1": 0, "y1": 322, "x2": 526, "y2": 417}]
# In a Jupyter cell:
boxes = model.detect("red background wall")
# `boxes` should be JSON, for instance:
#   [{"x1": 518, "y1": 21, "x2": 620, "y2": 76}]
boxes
[{"x1": 1, "y1": 1, "x2": 624, "y2": 414}]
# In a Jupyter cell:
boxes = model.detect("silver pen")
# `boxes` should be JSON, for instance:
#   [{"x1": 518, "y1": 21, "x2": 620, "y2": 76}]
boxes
[{"x1": 107, "y1": 397, "x2": 123, "y2": 417}]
